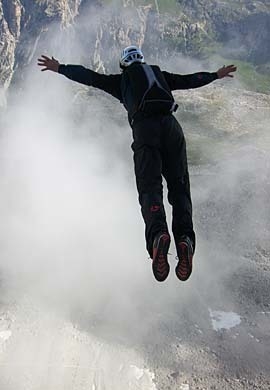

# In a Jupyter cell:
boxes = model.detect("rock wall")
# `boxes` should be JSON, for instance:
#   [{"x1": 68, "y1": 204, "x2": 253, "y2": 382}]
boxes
[
  {"x1": 0, "y1": 0, "x2": 269, "y2": 96},
  {"x1": 0, "y1": 0, "x2": 83, "y2": 91}
]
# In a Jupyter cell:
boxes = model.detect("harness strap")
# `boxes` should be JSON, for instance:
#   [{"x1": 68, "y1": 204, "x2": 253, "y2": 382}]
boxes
[{"x1": 139, "y1": 64, "x2": 174, "y2": 110}]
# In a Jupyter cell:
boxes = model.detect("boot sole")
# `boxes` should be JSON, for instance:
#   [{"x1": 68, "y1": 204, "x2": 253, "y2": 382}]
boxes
[
  {"x1": 152, "y1": 234, "x2": 171, "y2": 282},
  {"x1": 175, "y1": 241, "x2": 193, "y2": 281}
]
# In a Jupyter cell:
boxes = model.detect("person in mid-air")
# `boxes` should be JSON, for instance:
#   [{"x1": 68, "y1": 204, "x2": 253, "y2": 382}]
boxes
[{"x1": 38, "y1": 47, "x2": 236, "y2": 282}]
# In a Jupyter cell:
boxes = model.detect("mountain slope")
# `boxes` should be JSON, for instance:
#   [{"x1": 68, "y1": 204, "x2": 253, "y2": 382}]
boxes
[{"x1": 0, "y1": 0, "x2": 269, "y2": 97}]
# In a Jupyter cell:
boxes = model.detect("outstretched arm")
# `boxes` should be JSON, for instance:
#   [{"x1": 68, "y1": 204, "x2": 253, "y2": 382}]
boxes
[
  {"x1": 163, "y1": 64, "x2": 237, "y2": 90},
  {"x1": 37, "y1": 54, "x2": 113, "y2": 87},
  {"x1": 37, "y1": 55, "x2": 122, "y2": 100}
]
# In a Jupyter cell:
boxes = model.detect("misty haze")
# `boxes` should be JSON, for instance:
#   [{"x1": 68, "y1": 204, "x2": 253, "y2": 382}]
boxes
[{"x1": 0, "y1": 1, "x2": 270, "y2": 389}]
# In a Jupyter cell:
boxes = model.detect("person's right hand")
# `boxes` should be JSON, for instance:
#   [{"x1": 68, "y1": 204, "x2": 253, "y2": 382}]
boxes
[
  {"x1": 217, "y1": 64, "x2": 237, "y2": 79},
  {"x1": 37, "y1": 55, "x2": 60, "y2": 72}
]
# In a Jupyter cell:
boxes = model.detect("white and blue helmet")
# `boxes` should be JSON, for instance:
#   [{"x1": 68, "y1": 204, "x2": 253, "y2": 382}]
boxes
[{"x1": 120, "y1": 45, "x2": 145, "y2": 69}]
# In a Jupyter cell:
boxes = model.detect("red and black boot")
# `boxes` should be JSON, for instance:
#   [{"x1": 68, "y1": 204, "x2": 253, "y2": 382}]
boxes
[
  {"x1": 175, "y1": 235, "x2": 194, "y2": 281},
  {"x1": 152, "y1": 232, "x2": 171, "y2": 282}
]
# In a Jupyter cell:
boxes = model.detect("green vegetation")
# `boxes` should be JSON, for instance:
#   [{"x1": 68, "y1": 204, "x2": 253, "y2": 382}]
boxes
[
  {"x1": 155, "y1": 0, "x2": 180, "y2": 13},
  {"x1": 101, "y1": 0, "x2": 270, "y2": 95},
  {"x1": 237, "y1": 61, "x2": 270, "y2": 94},
  {"x1": 103, "y1": 0, "x2": 180, "y2": 13}
]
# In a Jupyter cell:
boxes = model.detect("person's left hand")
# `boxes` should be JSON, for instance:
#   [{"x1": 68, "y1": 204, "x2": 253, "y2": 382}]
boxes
[
  {"x1": 217, "y1": 64, "x2": 237, "y2": 79},
  {"x1": 37, "y1": 55, "x2": 60, "y2": 72}
]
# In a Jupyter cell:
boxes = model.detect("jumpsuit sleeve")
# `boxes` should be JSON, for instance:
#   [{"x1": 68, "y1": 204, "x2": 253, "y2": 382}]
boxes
[
  {"x1": 58, "y1": 64, "x2": 122, "y2": 101},
  {"x1": 162, "y1": 71, "x2": 219, "y2": 90}
]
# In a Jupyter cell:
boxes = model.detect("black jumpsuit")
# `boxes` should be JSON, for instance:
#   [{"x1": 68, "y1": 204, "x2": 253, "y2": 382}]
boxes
[{"x1": 58, "y1": 64, "x2": 218, "y2": 258}]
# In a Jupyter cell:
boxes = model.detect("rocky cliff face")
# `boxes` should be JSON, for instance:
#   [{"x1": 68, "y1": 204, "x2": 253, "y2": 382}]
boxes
[
  {"x1": 0, "y1": 0, "x2": 83, "y2": 91},
  {"x1": 0, "y1": 0, "x2": 269, "y2": 98},
  {"x1": 0, "y1": 0, "x2": 20, "y2": 89}
]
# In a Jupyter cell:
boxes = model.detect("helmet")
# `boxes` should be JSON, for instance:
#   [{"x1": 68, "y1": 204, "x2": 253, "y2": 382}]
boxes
[{"x1": 120, "y1": 46, "x2": 145, "y2": 69}]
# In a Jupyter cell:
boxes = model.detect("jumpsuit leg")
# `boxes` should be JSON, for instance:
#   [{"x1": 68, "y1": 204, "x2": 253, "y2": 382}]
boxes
[
  {"x1": 161, "y1": 115, "x2": 196, "y2": 250},
  {"x1": 131, "y1": 117, "x2": 169, "y2": 258}
]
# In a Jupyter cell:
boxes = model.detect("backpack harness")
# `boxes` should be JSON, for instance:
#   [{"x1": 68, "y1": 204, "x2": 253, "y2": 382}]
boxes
[{"x1": 121, "y1": 64, "x2": 178, "y2": 123}]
